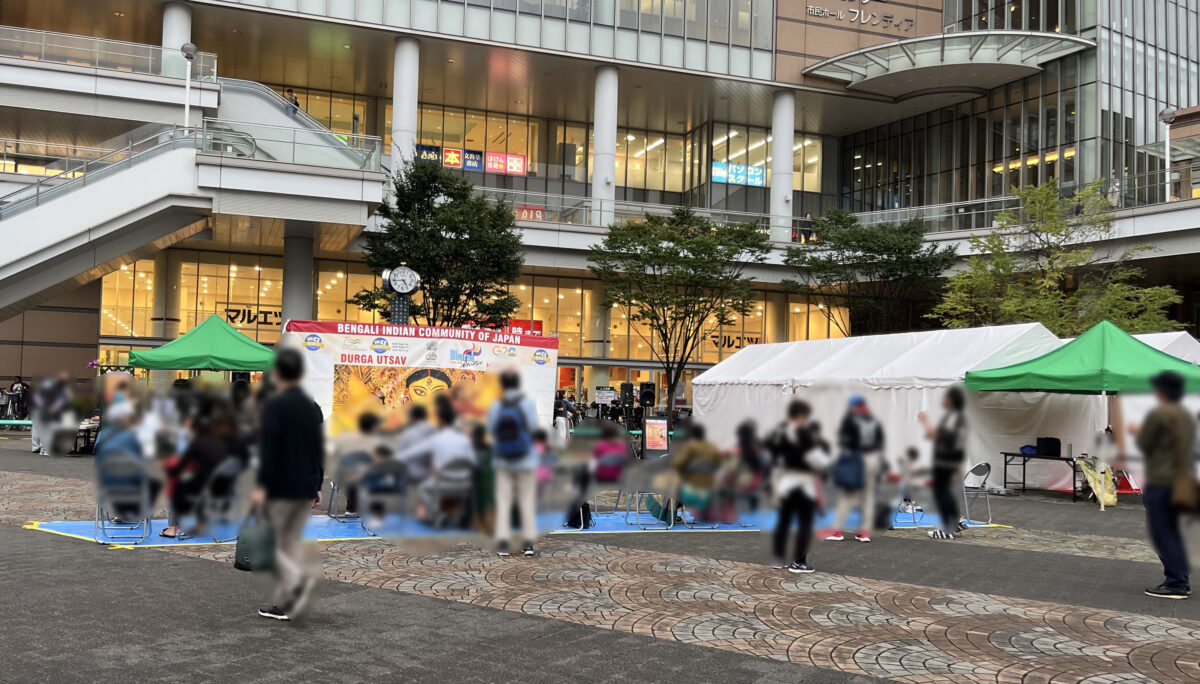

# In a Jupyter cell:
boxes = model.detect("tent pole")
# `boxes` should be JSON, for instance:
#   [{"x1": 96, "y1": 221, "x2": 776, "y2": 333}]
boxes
[{"x1": 1099, "y1": 391, "x2": 1107, "y2": 512}]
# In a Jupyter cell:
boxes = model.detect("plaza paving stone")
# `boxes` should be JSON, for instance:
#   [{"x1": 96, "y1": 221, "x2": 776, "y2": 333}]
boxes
[{"x1": 3, "y1": 456, "x2": 1200, "y2": 683}]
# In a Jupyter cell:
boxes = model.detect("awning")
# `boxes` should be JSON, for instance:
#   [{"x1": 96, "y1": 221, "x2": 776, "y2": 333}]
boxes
[
  {"x1": 128, "y1": 314, "x2": 274, "y2": 371},
  {"x1": 804, "y1": 31, "x2": 1095, "y2": 100},
  {"x1": 965, "y1": 321, "x2": 1200, "y2": 394}
]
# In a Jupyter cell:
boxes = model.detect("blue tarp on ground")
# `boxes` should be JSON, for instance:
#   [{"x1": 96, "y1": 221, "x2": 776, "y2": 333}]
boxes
[{"x1": 27, "y1": 509, "x2": 994, "y2": 546}]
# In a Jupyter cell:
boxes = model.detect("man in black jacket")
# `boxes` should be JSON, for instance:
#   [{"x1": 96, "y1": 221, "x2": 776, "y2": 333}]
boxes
[{"x1": 253, "y1": 348, "x2": 324, "y2": 621}]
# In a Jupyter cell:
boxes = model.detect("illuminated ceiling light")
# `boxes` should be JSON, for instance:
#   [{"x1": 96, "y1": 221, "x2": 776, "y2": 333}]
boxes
[
  {"x1": 325, "y1": 284, "x2": 332, "y2": 290},
  {"x1": 342, "y1": 43, "x2": 351, "y2": 49},
  {"x1": 337, "y1": 272, "x2": 345, "y2": 278},
  {"x1": 575, "y1": 289, "x2": 582, "y2": 294},
  {"x1": 806, "y1": 157, "x2": 819, "y2": 164},
  {"x1": 447, "y1": 58, "x2": 456, "y2": 63},
  {"x1": 634, "y1": 138, "x2": 665, "y2": 158},
  {"x1": 265, "y1": 281, "x2": 271, "y2": 286},
  {"x1": 519, "y1": 285, "x2": 526, "y2": 290},
  {"x1": 712, "y1": 131, "x2": 738, "y2": 146},
  {"x1": 558, "y1": 294, "x2": 565, "y2": 299},
  {"x1": 543, "y1": 298, "x2": 550, "y2": 303},
  {"x1": 120, "y1": 265, "x2": 128, "y2": 271},
  {"x1": 138, "y1": 273, "x2": 145, "y2": 278},
  {"x1": 576, "y1": 311, "x2": 582, "y2": 316}
]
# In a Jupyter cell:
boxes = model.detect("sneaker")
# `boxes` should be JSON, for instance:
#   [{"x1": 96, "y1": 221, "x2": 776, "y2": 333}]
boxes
[
  {"x1": 855, "y1": 532, "x2": 871, "y2": 543},
  {"x1": 770, "y1": 558, "x2": 786, "y2": 570},
  {"x1": 522, "y1": 542, "x2": 535, "y2": 558},
  {"x1": 1144, "y1": 584, "x2": 1190, "y2": 600},
  {"x1": 955, "y1": 519, "x2": 969, "y2": 532},
  {"x1": 824, "y1": 531, "x2": 844, "y2": 541},
  {"x1": 258, "y1": 605, "x2": 290, "y2": 621},
  {"x1": 787, "y1": 562, "x2": 815, "y2": 574},
  {"x1": 497, "y1": 541, "x2": 510, "y2": 557},
  {"x1": 288, "y1": 577, "x2": 317, "y2": 618},
  {"x1": 928, "y1": 529, "x2": 956, "y2": 539}
]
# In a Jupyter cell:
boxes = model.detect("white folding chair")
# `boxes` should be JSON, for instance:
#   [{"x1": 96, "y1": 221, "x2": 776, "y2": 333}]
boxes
[{"x1": 962, "y1": 462, "x2": 992, "y2": 525}]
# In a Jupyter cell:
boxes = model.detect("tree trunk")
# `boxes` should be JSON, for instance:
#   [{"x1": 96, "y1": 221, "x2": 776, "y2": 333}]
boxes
[{"x1": 665, "y1": 377, "x2": 678, "y2": 431}]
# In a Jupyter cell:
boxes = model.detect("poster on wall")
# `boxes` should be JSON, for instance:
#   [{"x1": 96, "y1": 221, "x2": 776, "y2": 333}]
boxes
[{"x1": 282, "y1": 320, "x2": 559, "y2": 436}]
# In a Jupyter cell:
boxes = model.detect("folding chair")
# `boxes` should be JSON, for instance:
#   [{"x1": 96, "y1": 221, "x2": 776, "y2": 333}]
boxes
[
  {"x1": 962, "y1": 462, "x2": 992, "y2": 525},
  {"x1": 94, "y1": 452, "x2": 153, "y2": 544},
  {"x1": 623, "y1": 454, "x2": 678, "y2": 530},
  {"x1": 360, "y1": 460, "x2": 410, "y2": 536},
  {"x1": 327, "y1": 451, "x2": 373, "y2": 522},
  {"x1": 424, "y1": 456, "x2": 476, "y2": 530}
]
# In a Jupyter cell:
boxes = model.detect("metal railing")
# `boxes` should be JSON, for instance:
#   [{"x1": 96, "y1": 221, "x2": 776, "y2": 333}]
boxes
[
  {"x1": 0, "y1": 25, "x2": 217, "y2": 81},
  {"x1": 471, "y1": 186, "x2": 814, "y2": 237},
  {"x1": 201, "y1": 118, "x2": 383, "y2": 172},
  {"x1": 0, "y1": 138, "x2": 112, "y2": 178},
  {"x1": 0, "y1": 119, "x2": 385, "y2": 220},
  {"x1": 853, "y1": 163, "x2": 1200, "y2": 235}
]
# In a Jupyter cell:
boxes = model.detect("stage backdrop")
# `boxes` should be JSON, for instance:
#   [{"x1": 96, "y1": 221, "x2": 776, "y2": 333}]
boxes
[{"x1": 282, "y1": 320, "x2": 559, "y2": 436}]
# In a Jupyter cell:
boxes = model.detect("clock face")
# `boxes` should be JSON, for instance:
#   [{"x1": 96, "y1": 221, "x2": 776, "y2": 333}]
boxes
[{"x1": 388, "y1": 266, "x2": 420, "y2": 295}]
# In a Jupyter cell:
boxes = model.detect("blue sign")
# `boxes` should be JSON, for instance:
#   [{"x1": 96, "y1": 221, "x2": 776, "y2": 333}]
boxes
[
  {"x1": 416, "y1": 145, "x2": 441, "y2": 163},
  {"x1": 462, "y1": 149, "x2": 484, "y2": 171},
  {"x1": 711, "y1": 162, "x2": 728, "y2": 183},
  {"x1": 746, "y1": 165, "x2": 766, "y2": 187},
  {"x1": 728, "y1": 164, "x2": 747, "y2": 185}
]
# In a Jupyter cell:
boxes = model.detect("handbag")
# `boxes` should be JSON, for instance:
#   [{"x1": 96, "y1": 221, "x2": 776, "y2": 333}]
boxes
[
  {"x1": 832, "y1": 451, "x2": 865, "y2": 491},
  {"x1": 1169, "y1": 409, "x2": 1200, "y2": 514},
  {"x1": 234, "y1": 513, "x2": 276, "y2": 573}
]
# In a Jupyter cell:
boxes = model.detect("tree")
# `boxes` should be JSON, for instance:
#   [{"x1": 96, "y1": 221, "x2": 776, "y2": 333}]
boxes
[
  {"x1": 931, "y1": 180, "x2": 1181, "y2": 336},
  {"x1": 783, "y1": 210, "x2": 957, "y2": 335},
  {"x1": 588, "y1": 208, "x2": 771, "y2": 424},
  {"x1": 348, "y1": 159, "x2": 524, "y2": 327}
]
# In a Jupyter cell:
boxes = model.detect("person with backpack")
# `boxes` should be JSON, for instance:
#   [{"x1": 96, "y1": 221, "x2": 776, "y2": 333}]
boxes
[
  {"x1": 826, "y1": 395, "x2": 884, "y2": 543},
  {"x1": 487, "y1": 369, "x2": 541, "y2": 557}
]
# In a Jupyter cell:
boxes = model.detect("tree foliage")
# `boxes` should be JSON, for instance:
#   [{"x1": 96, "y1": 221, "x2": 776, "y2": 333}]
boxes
[
  {"x1": 783, "y1": 210, "x2": 957, "y2": 335},
  {"x1": 348, "y1": 159, "x2": 524, "y2": 327},
  {"x1": 588, "y1": 208, "x2": 771, "y2": 421},
  {"x1": 930, "y1": 180, "x2": 1180, "y2": 336}
]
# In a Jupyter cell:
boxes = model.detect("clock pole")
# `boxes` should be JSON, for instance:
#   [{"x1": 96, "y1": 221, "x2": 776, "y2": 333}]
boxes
[{"x1": 382, "y1": 265, "x2": 420, "y2": 326}]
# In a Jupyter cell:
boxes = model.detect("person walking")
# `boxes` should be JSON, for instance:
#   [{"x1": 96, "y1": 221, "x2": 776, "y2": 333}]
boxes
[
  {"x1": 826, "y1": 395, "x2": 884, "y2": 543},
  {"x1": 252, "y1": 349, "x2": 325, "y2": 620},
  {"x1": 1130, "y1": 370, "x2": 1195, "y2": 600},
  {"x1": 284, "y1": 88, "x2": 300, "y2": 116},
  {"x1": 31, "y1": 376, "x2": 70, "y2": 455},
  {"x1": 918, "y1": 386, "x2": 967, "y2": 539},
  {"x1": 487, "y1": 369, "x2": 540, "y2": 558},
  {"x1": 766, "y1": 400, "x2": 829, "y2": 574}
]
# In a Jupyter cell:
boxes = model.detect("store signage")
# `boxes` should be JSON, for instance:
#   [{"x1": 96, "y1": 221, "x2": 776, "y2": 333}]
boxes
[
  {"x1": 416, "y1": 144, "x2": 441, "y2": 163},
  {"x1": 711, "y1": 161, "x2": 766, "y2": 187},
  {"x1": 225, "y1": 307, "x2": 281, "y2": 327},
  {"x1": 485, "y1": 152, "x2": 527, "y2": 176},
  {"x1": 463, "y1": 149, "x2": 484, "y2": 171},
  {"x1": 515, "y1": 204, "x2": 545, "y2": 221},
  {"x1": 595, "y1": 386, "x2": 618, "y2": 404},
  {"x1": 805, "y1": 1, "x2": 916, "y2": 33},
  {"x1": 442, "y1": 147, "x2": 464, "y2": 168}
]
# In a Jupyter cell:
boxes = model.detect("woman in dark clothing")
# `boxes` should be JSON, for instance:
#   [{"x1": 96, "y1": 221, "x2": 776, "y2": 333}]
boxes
[
  {"x1": 766, "y1": 400, "x2": 829, "y2": 574},
  {"x1": 919, "y1": 387, "x2": 967, "y2": 539},
  {"x1": 165, "y1": 409, "x2": 245, "y2": 536}
]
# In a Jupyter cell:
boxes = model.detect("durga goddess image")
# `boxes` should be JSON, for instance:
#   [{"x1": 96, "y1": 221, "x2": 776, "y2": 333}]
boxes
[{"x1": 330, "y1": 364, "x2": 497, "y2": 433}]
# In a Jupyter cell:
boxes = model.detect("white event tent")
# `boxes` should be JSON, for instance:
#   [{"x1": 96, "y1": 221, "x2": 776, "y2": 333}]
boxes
[{"x1": 693, "y1": 324, "x2": 1200, "y2": 491}]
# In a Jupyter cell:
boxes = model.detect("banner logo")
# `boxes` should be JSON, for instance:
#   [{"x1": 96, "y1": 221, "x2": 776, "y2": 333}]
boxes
[
  {"x1": 371, "y1": 337, "x2": 390, "y2": 354},
  {"x1": 532, "y1": 349, "x2": 550, "y2": 366},
  {"x1": 303, "y1": 334, "x2": 323, "y2": 351}
]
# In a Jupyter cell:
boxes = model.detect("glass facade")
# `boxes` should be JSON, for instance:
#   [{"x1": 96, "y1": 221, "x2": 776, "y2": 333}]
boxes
[
  {"x1": 215, "y1": 0, "x2": 773, "y2": 78},
  {"x1": 840, "y1": 53, "x2": 1097, "y2": 211},
  {"x1": 944, "y1": 0, "x2": 1083, "y2": 34}
]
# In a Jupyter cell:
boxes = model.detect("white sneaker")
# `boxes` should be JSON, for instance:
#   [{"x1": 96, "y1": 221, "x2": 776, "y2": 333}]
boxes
[{"x1": 825, "y1": 531, "x2": 844, "y2": 541}]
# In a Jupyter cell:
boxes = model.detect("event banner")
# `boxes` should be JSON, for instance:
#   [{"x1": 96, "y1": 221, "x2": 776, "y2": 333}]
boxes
[{"x1": 282, "y1": 320, "x2": 560, "y2": 436}]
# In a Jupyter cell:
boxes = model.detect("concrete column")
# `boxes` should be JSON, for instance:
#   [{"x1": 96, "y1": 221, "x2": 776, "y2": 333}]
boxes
[
  {"x1": 770, "y1": 90, "x2": 796, "y2": 243},
  {"x1": 391, "y1": 36, "x2": 420, "y2": 168},
  {"x1": 161, "y1": 1, "x2": 192, "y2": 78},
  {"x1": 282, "y1": 223, "x2": 316, "y2": 324},
  {"x1": 150, "y1": 251, "x2": 182, "y2": 340},
  {"x1": 591, "y1": 65, "x2": 618, "y2": 227}
]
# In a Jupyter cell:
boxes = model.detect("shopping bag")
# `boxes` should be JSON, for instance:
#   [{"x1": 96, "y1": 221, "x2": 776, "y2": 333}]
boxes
[{"x1": 234, "y1": 515, "x2": 275, "y2": 573}]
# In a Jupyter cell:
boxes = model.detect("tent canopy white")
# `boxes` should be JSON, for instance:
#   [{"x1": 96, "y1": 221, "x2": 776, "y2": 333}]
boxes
[
  {"x1": 693, "y1": 324, "x2": 1200, "y2": 492},
  {"x1": 692, "y1": 324, "x2": 1063, "y2": 469}
]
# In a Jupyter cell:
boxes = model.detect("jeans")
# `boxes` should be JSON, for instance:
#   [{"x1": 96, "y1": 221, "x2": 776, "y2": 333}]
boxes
[
  {"x1": 1144, "y1": 485, "x2": 1190, "y2": 589},
  {"x1": 773, "y1": 489, "x2": 816, "y2": 564},
  {"x1": 932, "y1": 465, "x2": 960, "y2": 533}
]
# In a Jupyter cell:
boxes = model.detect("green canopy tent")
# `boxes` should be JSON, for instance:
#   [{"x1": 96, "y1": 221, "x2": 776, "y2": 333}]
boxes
[
  {"x1": 965, "y1": 320, "x2": 1200, "y2": 394},
  {"x1": 128, "y1": 314, "x2": 274, "y2": 371},
  {"x1": 966, "y1": 320, "x2": 1200, "y2": 509}
]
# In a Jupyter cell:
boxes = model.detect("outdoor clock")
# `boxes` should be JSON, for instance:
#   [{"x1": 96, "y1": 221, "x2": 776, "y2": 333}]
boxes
[{"x1": 384, "y1": 266, "x2": 420, "y2": 295}]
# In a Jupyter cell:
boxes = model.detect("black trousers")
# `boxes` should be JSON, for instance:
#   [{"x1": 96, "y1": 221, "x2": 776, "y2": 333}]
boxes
[
  {"x1": 1144, "y1": 485, "x2": 1190, "y2": 589},
  {"x1": 773, "y1": 489, "x2": 816, "y2": 564},
  {"x1": 932, "y1": 465, "x2": 960, "y2": 533}
]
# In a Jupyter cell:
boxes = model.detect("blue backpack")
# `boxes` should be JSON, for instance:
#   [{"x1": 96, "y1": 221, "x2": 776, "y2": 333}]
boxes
[
  {"x1": 832, "y1": 451, "x2": 865, "y2": 490},
  {"x1": 493, "y1": 397, "x2": 532, "y2": 461}
]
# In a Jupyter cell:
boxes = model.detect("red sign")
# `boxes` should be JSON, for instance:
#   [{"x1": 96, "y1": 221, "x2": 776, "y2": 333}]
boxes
[
  {"x1": 502, "y1": 319, "x2": 543, "y2": 335},
  {"x1": 442, "y1": 147, "x2": 463, "y2": 169},
  {"x1": 506, "y1": 154, "x2": 526, "y2": 175},
  {"x1": 515, "y1": 204, "x2": 545, "y2": 221},
  {"x1": 283, "y1": 319, "x2": 558, "y2": 349}
]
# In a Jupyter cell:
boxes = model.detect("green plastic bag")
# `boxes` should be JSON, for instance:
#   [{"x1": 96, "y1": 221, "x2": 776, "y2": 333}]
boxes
[{"x1": 234, "y1": 517, "x2": 275, "y2": 572}]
